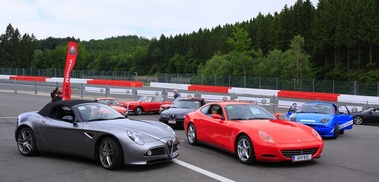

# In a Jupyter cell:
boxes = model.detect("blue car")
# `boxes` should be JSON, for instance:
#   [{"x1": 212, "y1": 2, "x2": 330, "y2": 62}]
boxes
[{"x1": 286, "y1": 102, "x2": 353, "y2": 139}]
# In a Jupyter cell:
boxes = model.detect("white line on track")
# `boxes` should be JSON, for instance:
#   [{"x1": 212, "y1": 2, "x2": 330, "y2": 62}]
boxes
[{"x1": 172, "y1": 159, "x2": 235, "y2": 182}]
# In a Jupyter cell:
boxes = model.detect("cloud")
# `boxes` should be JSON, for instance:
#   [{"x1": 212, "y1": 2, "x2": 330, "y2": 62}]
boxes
[{"x1": 0, "y1": 0, "x2": 318, "y2": 40}]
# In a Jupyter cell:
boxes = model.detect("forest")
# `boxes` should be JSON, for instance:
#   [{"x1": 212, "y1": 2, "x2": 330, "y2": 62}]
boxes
[{"x1": 1, "y1": 0, "x2": 379, "y2": 83}]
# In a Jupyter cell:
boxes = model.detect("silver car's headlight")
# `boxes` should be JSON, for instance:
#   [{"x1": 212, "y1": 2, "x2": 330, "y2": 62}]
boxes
[
  {"x1": 167, "y1": 125, "x2": 175, "y2": 135},
  {"x1": 126, "y1": 131, "x2": 145, "y2": 145}
]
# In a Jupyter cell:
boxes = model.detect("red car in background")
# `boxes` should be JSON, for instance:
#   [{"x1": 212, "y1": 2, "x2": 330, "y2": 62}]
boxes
[
  {"x1": 121, "y1": 96, "x2": 172, "y2": 115},
  {"x1": 94, "y1": 97, "x2": 128, "y2": 117},
  {"x1": 184, "y1": 101, "x2": 323, "y2": 164}
]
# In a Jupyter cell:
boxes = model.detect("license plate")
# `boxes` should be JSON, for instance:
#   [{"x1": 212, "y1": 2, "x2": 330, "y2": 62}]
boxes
[
  {"x1": 292, "y1": 154, "x2": 312, "y2": 162},
  {"x1": 168, "y1": 120, "x2": 176, "y2": 124}
]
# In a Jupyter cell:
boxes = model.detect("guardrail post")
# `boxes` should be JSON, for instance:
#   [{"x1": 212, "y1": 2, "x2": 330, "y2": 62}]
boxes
[
  {"x1": 194, "y1": 91, "x2": 201, "y2": 98},
  {"x1": 132, "y1": 88, "x2": 137, "y2": 100},
  {"x1": 80, "y1": 83, "x2": 83, "y2": 98},
  {"x1": 14, "y1": 79, "x2": 17, "y2": 94},
  {"x1": 105, "y1": 85, "x2": 109, "y2": 97},
  {"x1": 34, "y1": 81, "x2": 37, "y2": 94},
  {"x1": 162, "y1": 88, "x2": 167, "y2": 100},
  {"x1": 230, "y1": 92, "x2": 238, "y2": 100}
]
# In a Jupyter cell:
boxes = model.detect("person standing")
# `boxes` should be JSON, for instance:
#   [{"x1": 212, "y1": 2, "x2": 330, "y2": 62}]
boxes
[
  {"x1": 51, "y1": 87, "x2": 62, "y2": 102},
  {"x1": 173, "y1": 90, "x2": 181, "y2": 99}
]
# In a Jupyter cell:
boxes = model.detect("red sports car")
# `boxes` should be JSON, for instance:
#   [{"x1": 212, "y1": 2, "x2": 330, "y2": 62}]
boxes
[
  {"x1": 121, "y1": 96, "x2": 172, "y2": 115},
  {"x1": 184, "y1": 101, "x2": 324, "y2": 164},
  {"x1": 94, "y1": 97, "x2": 128, "y2": 117}
]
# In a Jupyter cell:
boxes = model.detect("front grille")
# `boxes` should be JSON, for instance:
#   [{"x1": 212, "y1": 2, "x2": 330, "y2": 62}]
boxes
[
  {"x1": 281, "y1": 148, "x2": 319, "y2": 158},
  {"x1": 169, "y1": 114, "x2": 176, "y2": 120},
  {"x1": 148, "y1": 147, "x2": 165, "y2": 156}
]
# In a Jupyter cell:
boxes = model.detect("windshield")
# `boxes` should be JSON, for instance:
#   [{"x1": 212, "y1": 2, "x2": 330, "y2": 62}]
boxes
[
  {"x1": 172, "y1": 100, "x2": 201, "y2": 109},
  {"x1": 225, "y1": 104, "x2": 276, "y2": 120},
  {"x1": 98, "y1": 99, "x2": 120, "y2": 105},
  {"x1": 139, "y1": 96, "x2": 153, "y2": 102},
  {"x1": 297, "y1": 103, "x2": 334, "y2": 114},
  {"x1": 75, "y1": 103, "x2": 124, "y2": 122}
]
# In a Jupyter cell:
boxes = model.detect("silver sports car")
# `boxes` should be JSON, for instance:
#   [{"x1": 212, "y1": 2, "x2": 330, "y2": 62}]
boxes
[{"x1": 15, "y1": 100, "x2": 180, "y2": 170}]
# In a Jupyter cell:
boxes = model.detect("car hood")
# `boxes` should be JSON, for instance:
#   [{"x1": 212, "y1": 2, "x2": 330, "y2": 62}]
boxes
[
  {"x1": 161, "y1": 108, "x2": 194, "y2": 115},
  {"x1": 293, "y1": 113, "x2": 333, "y2": 123},
  {"x1": 239, "y1": 119, "x2": 319, "y2": 143},
  {"x1": 88, "y1": 119, "x2": 174, "y2": 141}
]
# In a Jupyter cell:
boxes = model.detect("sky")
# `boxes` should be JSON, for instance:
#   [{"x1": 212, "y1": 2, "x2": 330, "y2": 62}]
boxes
[{"x1": 1, "y1": 0, "x2": 319, "y2": 41}]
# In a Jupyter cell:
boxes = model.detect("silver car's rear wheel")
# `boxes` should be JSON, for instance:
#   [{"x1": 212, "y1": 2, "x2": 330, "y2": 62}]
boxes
[
  {"x1": 99, "y1": 137, "x2": 123, "y2": 170},
  {"x1": 353, "y1": 116, "x2": 363, "y2": 125},
  {"x1": 236, "y1": 135, "x2": 256, "y2": 164},
  {"x1": 17, "y1": 128, "x2": 38, "y2": 156},
  {"x1": 187, "y1": 123, "x2": 198, "y2": 145}
]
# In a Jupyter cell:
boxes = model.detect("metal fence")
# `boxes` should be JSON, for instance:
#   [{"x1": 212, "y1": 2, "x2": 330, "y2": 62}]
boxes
[{"x1": 1, "y1": 68, "x2": 379, "y2": 96}]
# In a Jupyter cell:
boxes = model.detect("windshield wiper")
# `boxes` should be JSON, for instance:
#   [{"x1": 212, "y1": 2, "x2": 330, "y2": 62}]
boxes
[
  {"x1": 230, "y1": 118, "x2": 246, "y2": 120},
  {"x1": 110, "y1": 117, "x2": 125, "y2": 120},
  {"x1": 248, "y1": 117, "x2": 272, "y2": 120},
  {"x1": 88, "y1": 118, "x2": 109, "y2": 121}
]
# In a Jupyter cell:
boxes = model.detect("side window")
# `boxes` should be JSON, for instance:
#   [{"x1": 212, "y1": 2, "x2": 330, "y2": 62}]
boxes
[
  {"x1": 338, "y1": 105, "x2": 350, "y2": 115},
  {"x1": 200, "y1": 105, "x2": 210, "y2": 115},
  {"x1": 156, "y1": 97, "x2": 163, "y2": 102},
  {"x1": 48, "y1": 105, "x2": 75, "y2": 122},
  {"x1": 204, "y1": 105, "x2": 224, "y2": 118}
]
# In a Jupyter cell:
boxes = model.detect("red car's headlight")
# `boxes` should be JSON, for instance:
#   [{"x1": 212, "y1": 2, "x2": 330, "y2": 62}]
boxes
[
  {"x1": 312, "y1": 129, "x2": 322, "y2": 140},
  {"x1": 258, "y1": 131, "x2": 274, "y2": 143}
]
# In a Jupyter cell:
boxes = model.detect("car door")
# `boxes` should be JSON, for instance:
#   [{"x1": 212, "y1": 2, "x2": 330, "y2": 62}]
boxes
[
  {"x1": 38, "y1": 105, "x2": 84, "y2": 153},
  {"x1": 362, "y1": 109, "x2": 379, "y2": 123},
  {"x1": 200, "y1": 104, "x2": 229, "y2": 148},
  {"x1": 150, "y1": 96, "x2": 164, "y2": 112},
  {"x1": 336, "y1": 105, "x2": 353, "y2": 130},
  {"x1": 286, "y1": 103, "x2": 297, "y2": 120}
]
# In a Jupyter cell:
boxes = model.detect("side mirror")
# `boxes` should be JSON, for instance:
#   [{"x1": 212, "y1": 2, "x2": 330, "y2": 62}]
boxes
[
  {"x1": 212, "y1": 114, "x2": 222, "y2": 119},
  {"x1": 274, "y1": 113, "x2": 280, "y2": 119},
  {"x1": 62, "y1": 115, "x2": 74, "y2": 122}
]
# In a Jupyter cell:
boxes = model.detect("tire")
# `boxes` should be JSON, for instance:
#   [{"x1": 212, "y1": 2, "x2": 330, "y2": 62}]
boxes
[
  {"x1": 134, "y1": 106, "x2": 143, "y2": 115},
  {"x1": 332, "y1": 123, "x2": 339, "y2": 139},
  {"x1": 339, "y1": 130, "x2": 345, "y2": 134},
  {"x1": 187, "y1": 123, "x2": 198, "y2": 145},
  {"x1": 98, "y1": 137, "x2": 124, "y2": 170},
  {"x1": 353, "y1": 116, "x2": 363, "y2": 125},
  {"x1": 236, "y1": 135, "x2": 256, "y2": 164},
  {"x1": 16, "y1": 127, "x2": 38, "y2": 156}
]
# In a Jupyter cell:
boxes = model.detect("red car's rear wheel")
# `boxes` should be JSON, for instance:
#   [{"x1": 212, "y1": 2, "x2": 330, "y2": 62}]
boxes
[{"x1": 187, "y1": 123, "x2": 198, "y2": 145}]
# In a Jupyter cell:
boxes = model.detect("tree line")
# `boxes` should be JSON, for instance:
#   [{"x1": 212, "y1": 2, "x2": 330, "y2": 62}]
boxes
[{"x1": 1, "y1": 0, "x2": 378, "y2": 83}]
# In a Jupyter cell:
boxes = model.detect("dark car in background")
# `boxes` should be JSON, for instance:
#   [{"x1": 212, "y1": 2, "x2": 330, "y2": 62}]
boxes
[
  {"x1": 159, "y1": 97, "x2": 206, "y2": 127},
  {"x1": 120, "y1": 96, "x2": 172, "y2": 115},
  {"x1": 352, "y1": 107, "x2": 379, "y2": 125}
]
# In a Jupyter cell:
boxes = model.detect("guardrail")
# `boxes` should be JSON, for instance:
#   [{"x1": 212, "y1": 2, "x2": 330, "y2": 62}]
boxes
[{"x1": 1, "y1": 75, "x2": 377, "y2": 112}]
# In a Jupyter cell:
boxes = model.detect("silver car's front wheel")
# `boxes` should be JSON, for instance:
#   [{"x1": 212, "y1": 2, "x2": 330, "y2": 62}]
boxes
[
  {"x1": 236, "y1": 135, "x2": 256, "y2": 164},
  {"x1": 99, "y1": 137, "x2": 123, "y2": 170},
  {"x1": 187, "y1": 123, "x2": 198, "y2": 145},
  {"x1": 17, "y1": 128, "x2": 38, "y2": 156}
]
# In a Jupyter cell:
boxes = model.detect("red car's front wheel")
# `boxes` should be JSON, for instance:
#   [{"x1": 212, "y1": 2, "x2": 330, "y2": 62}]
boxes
[{"x1": 236, "y1": 135, "x2": 256, "y2": 165}]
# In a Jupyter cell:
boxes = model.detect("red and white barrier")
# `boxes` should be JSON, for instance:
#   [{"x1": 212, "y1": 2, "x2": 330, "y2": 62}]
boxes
[{"x1": 2, "y1": 75, "x2": 378, "y2": 105}]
